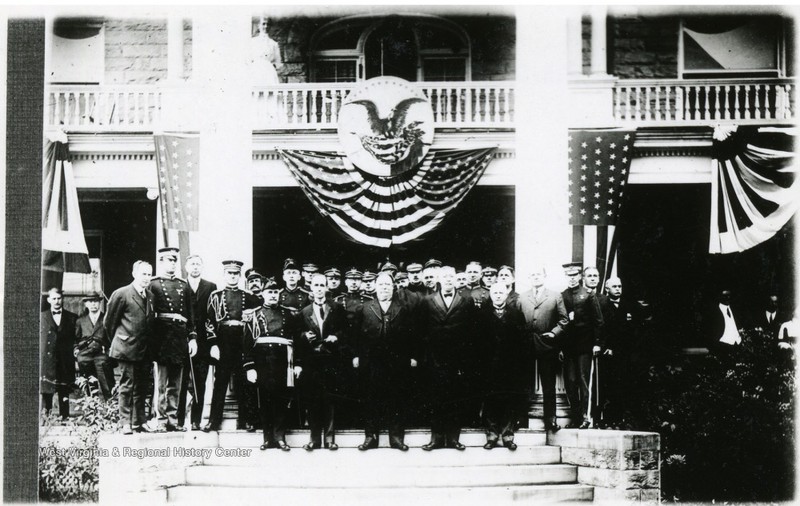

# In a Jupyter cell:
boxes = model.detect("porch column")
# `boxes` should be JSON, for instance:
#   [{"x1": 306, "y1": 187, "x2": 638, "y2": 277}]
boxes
[
  {"x1": 589, "y1": 5, "x2": 609, "y2": 77},
  {"x1": 516, "y1": 7, "x2": 573, "y2": 427},
  {"x1": 566, "y1": 8, "x2": 583, "y2": 77},
  {"x1": 192, "y1": 10, "x2": 253, "y2": 274}
]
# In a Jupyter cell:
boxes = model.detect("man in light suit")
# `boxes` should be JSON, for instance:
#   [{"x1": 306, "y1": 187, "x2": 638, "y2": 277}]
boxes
[
  {"x1": 74, "y1": 292, "x2": 115, "y2": 400},
  {"x1": 519, "y1": 266, "x2": 569, "y2": 432},
  {"x1": 104, "y1": 260, "x2": 153, "y2": 434},
  {"x1": 298, "y1": 273, "x2": 348, "y2": 450},
  {"x1": 418, "y1": 265, "x2": 477, "y2": 451},
  {"x1": 41, "y1": 287, "x2": 78, "y2": 420}
]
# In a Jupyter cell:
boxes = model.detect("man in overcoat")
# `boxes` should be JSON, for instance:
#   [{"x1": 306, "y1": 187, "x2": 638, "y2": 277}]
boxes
[{"x1": 41, "y1": 287, "x2": 78, "y2": 420}]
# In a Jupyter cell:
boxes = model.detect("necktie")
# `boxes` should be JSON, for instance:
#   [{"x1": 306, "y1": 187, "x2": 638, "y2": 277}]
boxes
[
  {"x1": 316, "y1": 303, "x2": 325, "y2": 321},
  {"x1": 52, "y1": 310, "x2": 61, "y2": 315},
  {"x1": 727, "y1": 308, "x2": 732, "y2": 318}
]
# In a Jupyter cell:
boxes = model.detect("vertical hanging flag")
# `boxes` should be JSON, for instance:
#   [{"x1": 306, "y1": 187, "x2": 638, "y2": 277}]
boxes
[
  {"x1": 42, "y1": 131, "x2": 91, "y2": 273},
  {"x1": 154, "y1": 133, "x2": 200, "y2": 232},
  {"x1": 567, "y1": 129, "x2": 636, "y2": 284}
]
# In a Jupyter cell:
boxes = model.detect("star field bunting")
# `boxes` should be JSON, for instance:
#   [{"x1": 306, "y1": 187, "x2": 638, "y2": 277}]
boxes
[{"x1": 154, "y1": 134, "x2": 200, "y2": 232}]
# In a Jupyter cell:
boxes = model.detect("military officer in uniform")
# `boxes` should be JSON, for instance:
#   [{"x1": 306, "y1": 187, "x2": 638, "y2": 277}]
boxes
[
  {"x1": 360, "y1": 271, "x2": 377, "y2": 297},
  {"x1": 244, "y1": 278, "x2": 302, "y2": 451},
  {"x1": 280, "y1": 258, "x2": 310, "y2": 315},
  {"x1": 405, "y1": 262, "x2": 426, "y2": 294},
  {"x1": 422, "y1": 259, "x2": 442, "y2": 294},
  {"x1": 395, "y1": 272, "x2": 410, "y2": 289},
  {"x1": 74, "y1": 292, "x2": 115, "y2": 400},
  {"x1": 560, "y1": 262, "x2": 604, "y2": 429},
  {"x1": 379, "y1": 261, "x2": 398, "y2": 277},
  {"x1": 246, "y1": 268, "x2": 265, "y2": 300},
  {"x1": 301, "y1": 262, "x2": 319, "y2": 290},
  {"x1": 471, "y1": 267, "x2": 494, "y2": 308},
  {"x1": 203, "y1": 260, "x2": 262, "y2": 432},
  {"x1": 149, "y1": 247, "x2": 198, "y2": 432},
  {"x1": 325, "y1": 267, "x2": 344, "y2": 297},
  {"x1": 41, "y1": 287, "x2": 78, "y2": 420},
  {"x1": 465, "y1": 261, "x2": 483, "y2": 291}
]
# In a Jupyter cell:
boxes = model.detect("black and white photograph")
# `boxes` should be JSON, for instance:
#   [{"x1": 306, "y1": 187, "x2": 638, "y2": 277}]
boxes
[{"x1": 1, "y1": 3, "x2": 798, "y2": 504}]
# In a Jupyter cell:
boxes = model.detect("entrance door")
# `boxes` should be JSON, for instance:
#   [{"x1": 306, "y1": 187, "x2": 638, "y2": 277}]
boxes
[{"x1": 364, "y1": 18, "x2": 418, "y2": 82}]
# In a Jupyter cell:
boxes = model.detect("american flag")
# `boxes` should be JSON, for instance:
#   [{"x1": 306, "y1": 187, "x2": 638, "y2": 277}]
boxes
[
  {"x1": 567, "y1": 129, "x2": 636, "y2": 283},
  {"x1": 154, "y1": 134, "x2": 200, "y2": 232},
  {"x1": 279, "y1": 147, "x2": 496, "y2": 248},
  {"x1": 42, "y1": 133, "x2": 91, "y2": 273}
]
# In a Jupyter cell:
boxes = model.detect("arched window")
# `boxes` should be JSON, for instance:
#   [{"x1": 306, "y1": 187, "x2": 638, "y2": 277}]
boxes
[{"x1": 310, "y1": 14, "x2": 471, "y2": 83}]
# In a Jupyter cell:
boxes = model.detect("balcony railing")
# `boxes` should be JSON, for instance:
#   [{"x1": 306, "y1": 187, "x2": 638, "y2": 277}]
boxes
[
  {"x1": 614, "y1": 78, "x2": 796, "y2": 125},
  {"x1": 47, "y1": 85, "x2": 163, "y2": 132}
]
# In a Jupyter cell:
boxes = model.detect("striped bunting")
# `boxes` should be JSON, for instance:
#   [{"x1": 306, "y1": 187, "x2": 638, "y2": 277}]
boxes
[
  {"x1": 709, "y1": 125, "x2": 798, "y2": 254},
  {"x1": 278, "y1": 148, "x2": 496, "y2": 248}
]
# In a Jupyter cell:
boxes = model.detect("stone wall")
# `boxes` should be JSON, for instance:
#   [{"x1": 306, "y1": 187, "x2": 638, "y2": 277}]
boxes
[
  {"x1": 105, "y1": 19, "x2": 168, "y2": 84},
  {"x1": 548, "y1": 429, "x2": 661, "y2": 503}
]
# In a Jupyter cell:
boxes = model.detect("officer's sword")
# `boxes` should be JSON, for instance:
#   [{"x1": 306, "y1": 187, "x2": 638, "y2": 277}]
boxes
[
  {"x1": 586, "y1": 357, "x2": 596, "y2": 426},
  {"x1": 188, "y1": 344, "x2": 199, "y2": 408}
]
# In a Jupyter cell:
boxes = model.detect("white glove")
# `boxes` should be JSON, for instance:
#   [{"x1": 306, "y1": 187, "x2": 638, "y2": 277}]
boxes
[
  {"x1": 325, "y1": 335, "x2": 338, "y2": 343},
  {"x1": 410, "y1": 358, "x2": 418, "y2": 368},
  {"x1": 592, "y1": 345, "x2": 602, "y2": 356},
  {"x1": 210, "y1": 345, "x2": 220, "y2": 361},
  {"x1": 188, "y1": 339, "x2": 198, "y2": 357},
  {"x1": 352, "y1": 357, "x2": 359, "y2": 368},
  {"x1": 778, "y1": 342, "x2": 792, "y2": 350},
  {"x1": 603, "y1": 349, "x2": 613, "y2": 356},
  {"x1": 246, "y1": 369, "x2": 257, "y2": 383},
  {"x1": 293, "y1": 366, "x2": 303, "y2": 378}
]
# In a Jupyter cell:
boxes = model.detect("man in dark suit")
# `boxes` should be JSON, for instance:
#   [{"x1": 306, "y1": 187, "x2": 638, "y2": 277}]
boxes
[
  {"x1": 478, "y1": 282, "x2": 528, "y2": 450},
  {"x1": 243, "y1": 278, "x2": 302, "y2": 451},
  {"x1": 149, "y1": 247, "x2": 198, "y2": 432},
  {"x1": 753, "y1": 294, "x2": 784, "y2": 339},
  {"x1": 418, "y1": 265, "x2": 477, "y2": 451},
  {"x1": 177, "y1": 255, "x2": 217, "y2": 431},
  {"x1": 354, "y1": 271, "x2": 420, "y2": 451},
  {"x1": 298, "y1": 273, "x2": 348, "y2": 450},
  {"x1": 595, "y1": 276, "x2": 633, "y2": 429},
  {"x1": 519, "y1": 266, "x2": 568, "y2": 432},
  {"x1": 74, "y1": 292, "x2": 114, "y2": 400},
  {"x1": 41, "y1": 287, "x2": 78, "y2": 420},
  {"x1": 104, "y1": 260, "x2": 153, "y2": 434},
  {"x1": 203, "y1": 260, "x2": 262, "y2": 432},
  {"x1": 561, "y1": 263, "x2": 604, "y2": 429}
]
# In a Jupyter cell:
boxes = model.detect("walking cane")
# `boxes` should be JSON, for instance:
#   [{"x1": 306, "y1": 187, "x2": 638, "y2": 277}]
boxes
[
  {"x1": 586, "y1": 357, "x2": 595, "y2": 426},
  {"x1": 595, "y1": 355, "x2": 602, "y2": 426},
  {"x1": 188, "y1": 346, "x2": 199, "y2": 410}
]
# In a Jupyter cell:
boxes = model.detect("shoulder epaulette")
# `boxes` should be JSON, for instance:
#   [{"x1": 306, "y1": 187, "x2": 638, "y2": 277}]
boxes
[
  {"x1": 210, "y1": 288, "x2": 225, "y2": 296},
  {"x1": 361, "y1": 294, "x2": 374, "y2": 300}
]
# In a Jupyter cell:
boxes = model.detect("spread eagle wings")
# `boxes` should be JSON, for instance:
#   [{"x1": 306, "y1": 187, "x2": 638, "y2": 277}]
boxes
[{"x1": 349, "y1": 97, "x2": 426, "y2": 136}]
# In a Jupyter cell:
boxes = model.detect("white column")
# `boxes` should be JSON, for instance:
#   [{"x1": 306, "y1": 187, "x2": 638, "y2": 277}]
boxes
[
  {"x1": 566, "y1": 8, "x2": 583, "y2": 78},
  {"x1": 515, "y1": 6, "x2": 572, "y2": 293},
  {"x1": 191, "y1": 10, "x2": 253, "y2": 278},
  {"x1": 590, "y1": 5, "x2": 608, "y2": 77},
  {"x1": 167, "y1": 15, "x2": 184, "y2": 82}
]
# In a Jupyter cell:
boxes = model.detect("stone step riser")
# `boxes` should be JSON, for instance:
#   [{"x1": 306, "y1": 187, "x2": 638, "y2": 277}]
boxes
[
  {"x1": 167, "y1": 484, "x2": 594, "y2": 503},
  {"x1": 186, "y1": 463, "x2": 577, "y2": 488},
  {"x1": 217, "y1": 431, "x2": 547, "y2": 448},
  {"x1": 202, "y1": 445, "x2": 562, "y2": 467}
]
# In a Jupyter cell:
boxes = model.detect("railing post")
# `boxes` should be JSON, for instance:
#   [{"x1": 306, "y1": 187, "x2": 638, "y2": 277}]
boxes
[
  {"x1": 754, "y1": 84, "x2": 762, "y2": 120},
  {"x1": 676, "y1": 85, "x2": 684, "y2": 121},
  {"x1": 764, "y1": 84, "x2": 773, "y2": 120}
]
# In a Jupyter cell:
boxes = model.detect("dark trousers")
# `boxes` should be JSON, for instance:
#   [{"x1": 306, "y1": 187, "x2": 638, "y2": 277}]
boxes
[
  {"x1": 157, "y1": 363, "x2": 183, "y2": 427},
  {"x1": 537, "y1": 352, "x2": 560, "y2": 422},
  {"x1": 305, "y1": 390, "x2": 336, "y2": 444},
  {"x1": 257, "y1": 387, "x2": 291, "y2": 443},
  {"x1": 208, "y1": 359, "x2": 246, "y2": 427},
  {"x1": 177, "y1": 355, "x2": 210, "y2": 426},
  {"x1": 117, "y1": 360, "x2": 149, "y2": 428},
  {"x1": 429, "y1": 369, "x2": 465, "y2": 445},
  {"x1": 77, "y1": 353, "x2": 116, "y2": 400},
  {"x1": 482, "y1": 390, "x2": 526, "y2": 443},
  {"x1": 563, "y1": 353, "x2": 592, "y2": 422},
  {"x1": 363, "y1": 369, "x2": 407, "y2": 445},
  {"x1": 41, "y1": 386, "x2": 72, "y2": 420}
]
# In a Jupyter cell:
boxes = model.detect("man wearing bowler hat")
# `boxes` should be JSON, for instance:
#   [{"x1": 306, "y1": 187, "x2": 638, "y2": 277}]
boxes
[
  {"x1": 204, "y1": 259, "x2": 262, "y2": 432},
  {"x1": 74, "y1": 291, "x2": 115, "y2": 400}
]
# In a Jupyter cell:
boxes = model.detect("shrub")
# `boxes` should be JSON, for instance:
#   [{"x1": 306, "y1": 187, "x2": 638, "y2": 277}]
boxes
[
  {"x1": 39, "y1": 376, "x2": 119, "y2": 502},
  {"x1": 631, "y1": 328, "x2": 795, "y2": 502}
]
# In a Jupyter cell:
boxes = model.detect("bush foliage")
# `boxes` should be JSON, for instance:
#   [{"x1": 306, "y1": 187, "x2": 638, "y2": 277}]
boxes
[
  {"x1": 39, "y1": 376, "x2": 119, "y2": 502},
  {"x1": 630, "y1": 328, "x2": 795, "y2": 502}
]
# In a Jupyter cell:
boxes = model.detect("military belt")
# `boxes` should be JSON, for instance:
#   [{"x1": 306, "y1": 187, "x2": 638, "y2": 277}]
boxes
[
  {"x1": 155, "y1": 312, "x2": 188, "y2": 323},
  {"x1": 254, "y1": 336, "x2": 292, "y2": 346},
  {"x1": 220, "y1": 320, "x2": 245, "y2": 327},
  {"x1": 253, "y1": 336, "x2": 294, "y2": 387}
]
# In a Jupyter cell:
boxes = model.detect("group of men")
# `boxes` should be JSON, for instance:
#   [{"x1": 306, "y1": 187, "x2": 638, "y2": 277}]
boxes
[{"x1": 41, "y1": 250, "x2": 641, "y2": 449}]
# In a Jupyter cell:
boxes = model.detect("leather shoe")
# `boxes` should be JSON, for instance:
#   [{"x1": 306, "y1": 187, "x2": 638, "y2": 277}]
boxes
[
  {"x1": 421, "y1": 442, "x2": 443, "y2": 451},
  {"x1": 246, "y1": 424, "x2": 257, "y2": 433},
  {"x1": 483, "y1": 441, "x2": 497, "y2": 450},
  {"x1": 304, "y1": 442, "x2": 321, "y2": 451},
  {"x1": 260, "y1": 442, "x2": 271, "y2": 451},
  {"x1": 390, "y1": 443, "x2": 409, "y2": 451},
  {"x1": 579, "y1": 420, "x2": 591, "y2": 429},
  {"x1": 277, "y1": 441, "x2": 290, "y2": 451},
  {"x1": 121, "y1": 425, "x2": 133, "y2": 435},
  {"x1": 448, "y1": 441, "x2": 466, "y2": 451},
  {"x1": 190, "y1": 423, "x2": 201, "y2": 431},
  {"x1": 202, "y1": 423, "x2": 220, "y2": 433},
  {"x1": 326, "y1": 442, "x2": 339, "y2": 451},
  {"x1": 503, "y1": 441, "x2": 518, "y2": 451},
  {"x1": 358, "y1": 438, "x2": 378, "y2": 451},
  {"x1": 133, "y1": 425, "x2": 152, "y2": 434},
  {"x1": 166, "y1": 424, "x2": 186, "y2": 432}
]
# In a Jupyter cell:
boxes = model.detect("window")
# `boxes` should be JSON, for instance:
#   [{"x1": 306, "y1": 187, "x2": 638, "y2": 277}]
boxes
[
  {"x1": 680, "y1": 17, "x2": 784, "y2": 78},
  {"x1": 315, "y1": 59, "x2": 359, "y2": 83}
]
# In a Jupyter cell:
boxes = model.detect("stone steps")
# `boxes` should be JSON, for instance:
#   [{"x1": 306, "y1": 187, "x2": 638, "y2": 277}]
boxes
[{"x1": 167, "y1": 483, "x2": 594, "y2": 504}]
